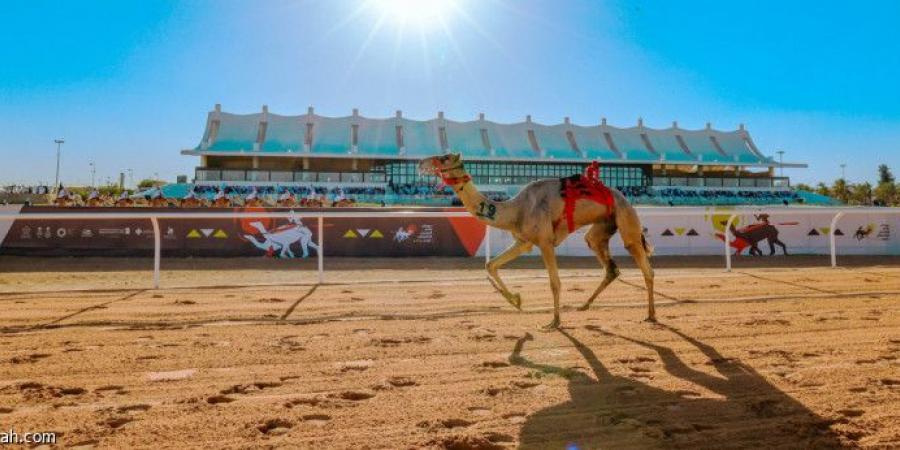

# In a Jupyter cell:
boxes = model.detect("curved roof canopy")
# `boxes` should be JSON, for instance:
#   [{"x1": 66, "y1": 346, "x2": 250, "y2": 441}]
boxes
[{"x1": 183, "y1": 106, "x2": 801, "y2": 167}]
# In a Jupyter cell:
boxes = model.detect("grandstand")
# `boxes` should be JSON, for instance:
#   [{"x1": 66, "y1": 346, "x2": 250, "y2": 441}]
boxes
[{"x1": 172, "y1": 104, "x2": 818, "y2": 206}]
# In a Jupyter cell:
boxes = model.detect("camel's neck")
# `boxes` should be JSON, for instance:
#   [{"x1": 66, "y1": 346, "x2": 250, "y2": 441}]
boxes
[{"x1": 445, "y1": 169, "x2": 515, "y2": 230}]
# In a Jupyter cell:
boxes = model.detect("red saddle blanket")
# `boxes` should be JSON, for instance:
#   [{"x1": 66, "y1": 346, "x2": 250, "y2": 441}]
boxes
[{"x1": 553, "y1": 162, "x2": 615, "y2": 233}]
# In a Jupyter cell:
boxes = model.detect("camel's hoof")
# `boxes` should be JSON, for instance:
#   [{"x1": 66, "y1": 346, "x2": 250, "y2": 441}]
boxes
[
  {"x1": 541, "y1": 318, "x2": 561, "y2": 331},
  {"x1": 505, "y1": 293, "x2": 522, "y2": 311},
  {"x1": 643, "y1": 316, "x2": 657, "y2": 323},
  {"x1": 577, "y1": 303, "x2": 591, "y2": 312}
]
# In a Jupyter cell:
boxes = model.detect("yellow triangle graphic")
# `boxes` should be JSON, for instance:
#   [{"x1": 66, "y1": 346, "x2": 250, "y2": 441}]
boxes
[
  {"x1": 186, "y1": 229, "x2": 202, "y2": 239},
  {"x1": 369, "y1": 229, "x2": 384, "y2": 238},
  {"x1": 675, "y1": 227, "x2": 685, "y2": 236},
  {"x1": 213, "y1": 229, "x2": 228, "y2": 239},
  {"x1": 343, "y1": 229, "x2": 358, "y2": 238},
  {"x1": 819, "y1": 227, "x2": 830, "y2": 235}
]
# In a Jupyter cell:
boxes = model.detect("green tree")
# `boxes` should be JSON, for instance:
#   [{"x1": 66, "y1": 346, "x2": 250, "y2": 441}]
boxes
[
  {"x1": 874, "y1": 181, "x2": 898, "y2": 206},
  {"x1": 815, "y1": 182, "x2": 831, "y2": 197},
  {"x1": 849, "y1": 182, "x2": 872, "y2": 205},
  {"x1": 831, "y1": 179, "x2": 850, "y2": 203},
  {"x1": 137, "y1": 179, "x2": 162, "y2": 189},
  {"x1": 794, "y1": 183, "x2": 813, "y2": 192},
  {"x1": 878, "y1": 164, "x2": 894, "y2": 184}
]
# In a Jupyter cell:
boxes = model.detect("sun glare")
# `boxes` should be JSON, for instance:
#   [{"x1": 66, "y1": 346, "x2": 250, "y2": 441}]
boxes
[{"x1": 371, "y1": 0, "x2": 457, "y2": 26}]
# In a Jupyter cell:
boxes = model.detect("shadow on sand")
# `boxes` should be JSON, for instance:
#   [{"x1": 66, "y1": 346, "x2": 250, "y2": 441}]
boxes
[{"x1": 509, "y1": 325, "x2": 852, "y2": 449}]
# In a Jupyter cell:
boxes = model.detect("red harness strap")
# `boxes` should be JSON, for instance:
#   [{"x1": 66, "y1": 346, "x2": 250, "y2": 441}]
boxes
[{"x1": 553, "y1": 162, "x2": 615, "y2": 233}]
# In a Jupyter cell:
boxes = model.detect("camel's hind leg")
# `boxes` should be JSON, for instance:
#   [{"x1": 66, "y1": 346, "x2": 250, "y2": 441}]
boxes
[
  {"x1": 486, "y1": 240, "x2": 532, "y2": 310},
  {"x1": 578, "y1": 222, "x2": 620, "y2": 311},
  {"x1": 618, "y1": 211, "x2": 656, "y2": 322}
]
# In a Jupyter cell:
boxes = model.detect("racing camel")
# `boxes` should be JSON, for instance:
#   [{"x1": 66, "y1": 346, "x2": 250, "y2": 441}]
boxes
[{"x1": 420, "y1": 153, "x2": 655, "y2": 328}]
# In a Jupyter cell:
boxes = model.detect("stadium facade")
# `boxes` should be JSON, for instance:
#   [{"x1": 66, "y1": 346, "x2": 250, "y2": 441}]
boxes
[{"x1": 181, "y1": 104, "x2": 807, "y2": 196}]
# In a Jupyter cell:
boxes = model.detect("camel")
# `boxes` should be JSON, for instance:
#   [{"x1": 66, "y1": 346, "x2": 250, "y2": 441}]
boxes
[{"x1": 420, "y1": 153, "x2": 655, "y2": 329}]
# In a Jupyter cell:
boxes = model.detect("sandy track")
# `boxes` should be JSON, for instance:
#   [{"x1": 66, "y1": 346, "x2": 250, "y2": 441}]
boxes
[{"x1": 0, "y1": 257, "x2": 898, "y2": 449}]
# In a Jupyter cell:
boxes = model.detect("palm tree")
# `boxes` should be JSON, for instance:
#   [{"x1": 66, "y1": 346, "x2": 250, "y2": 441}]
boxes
[
  {"x1": 831, "y1": 179, "x2": 851, "y2": 203},
  {"x1": 849, "y1": 182, "x2": 872, "y2": 205}
]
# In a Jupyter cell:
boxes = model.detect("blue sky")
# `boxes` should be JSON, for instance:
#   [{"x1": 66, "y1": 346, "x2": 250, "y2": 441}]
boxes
[{"x1": 1, "y1": 0, "x2": 899, "y2": 187}]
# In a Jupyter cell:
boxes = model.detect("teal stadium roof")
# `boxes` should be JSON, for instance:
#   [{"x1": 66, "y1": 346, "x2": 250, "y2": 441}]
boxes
[{"x1": 182, "y1": 105, "x2": 807, "y2": 168}]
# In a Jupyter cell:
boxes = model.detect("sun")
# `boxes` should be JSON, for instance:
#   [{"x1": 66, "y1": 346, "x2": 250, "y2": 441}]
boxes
[{"x1": 370, "y1": 0, "x2": 458, "y2": 26}]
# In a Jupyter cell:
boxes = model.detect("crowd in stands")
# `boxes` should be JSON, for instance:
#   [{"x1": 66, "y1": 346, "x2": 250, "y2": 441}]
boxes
[{"x1": 9, "y1": 181, "x2": 835, "y2": 208}]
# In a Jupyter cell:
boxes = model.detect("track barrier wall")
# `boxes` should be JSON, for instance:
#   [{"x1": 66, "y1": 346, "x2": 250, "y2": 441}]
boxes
[{"x1": 1, "y1": 206, "x2": 899, "y2": 288}]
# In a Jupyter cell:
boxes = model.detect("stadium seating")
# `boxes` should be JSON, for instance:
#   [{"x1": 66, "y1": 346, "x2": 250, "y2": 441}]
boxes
[{"x1": 152, "y1": 182, "x2": 839, "y2": 207}]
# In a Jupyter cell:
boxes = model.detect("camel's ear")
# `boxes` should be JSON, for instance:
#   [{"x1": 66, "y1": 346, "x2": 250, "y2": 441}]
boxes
[{"x1": 450, "y1": 152, "x2": 461, "y2": 162}]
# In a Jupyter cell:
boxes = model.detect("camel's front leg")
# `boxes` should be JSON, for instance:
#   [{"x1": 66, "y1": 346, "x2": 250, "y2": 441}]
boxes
[
  {"x1": 538, "y1": 244, "x2": 561, "y2": 330},
  {"x1": 486, "y1": 240, "x2": 532, "y2": 310}
]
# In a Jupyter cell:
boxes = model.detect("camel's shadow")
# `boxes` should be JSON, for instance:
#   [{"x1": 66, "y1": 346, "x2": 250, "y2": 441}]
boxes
[{"x1": 509, "y1": 326, "x2": 850, "y2": 449}]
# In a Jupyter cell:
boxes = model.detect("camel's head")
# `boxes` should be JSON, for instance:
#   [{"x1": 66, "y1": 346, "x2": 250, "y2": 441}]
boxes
[{"x1": 418, "y1": 153, "x2": 463, "y2": 177}]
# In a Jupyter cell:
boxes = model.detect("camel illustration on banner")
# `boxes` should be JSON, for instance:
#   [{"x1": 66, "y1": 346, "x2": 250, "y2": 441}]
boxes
[
  {"x1": 243, "y1": 211, "x2": 319, "y2": 258},
  {"x1": 714, "y1": 213, "x2": 796, "y2": 256}
]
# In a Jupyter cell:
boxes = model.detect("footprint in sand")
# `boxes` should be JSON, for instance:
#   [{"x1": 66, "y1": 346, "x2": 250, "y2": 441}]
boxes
[
  {"x1": 418, "y1": 418, "x2": 474, "y2": 430},
  {"x1": 117, "y1": 404, "x2": 152, "y2": 413},
  {"x1": 467, "y1": 406, "x2": 492, "y2": 417},
  {"x1": 174, "y1": 300, "x2": 197, "y2": 305},
  {"x1": 257, "y1": 418, "x2": 293, "y2": 435},
  {"x1": 339, "y1": 360, "x2": 373, "y2": 372},
  {"x1": 336, "y1": 390, "x2": 375, "y2": 401},
  {"x1": 258, "y1": 297, "x2": 285, "y2": 303},
  {"x1": 387, "y1": 376, "x2": 417, "y2": 387},
  {"x1": 427, "y1": 291, "x2": 446, "y2": 299},
  {"x1": 480, "y1": 361, "x2": 510, "y2": 369},
  {"x1": 302, "y1": 414, "x2": 331, "y2": 426},
  {"x1": 0, "y1": 407, "x2": 13, "y2": 414},
  {"x1": 207, "y1": 395, "x2": 236, "y2": 404},
  {"x1": 102, "y1": 416, "x2": 134, "y2": 429}
]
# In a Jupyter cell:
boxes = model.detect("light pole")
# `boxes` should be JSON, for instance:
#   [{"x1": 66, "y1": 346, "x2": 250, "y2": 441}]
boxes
[
  {"x1": 53, "y1": 139, "x2": 65, "y2": 189},
  {"x1": 127, "y1": 168, "x2": 134, "y2": 189},
  {"x1": 89, "y1": 162, "x2": 96, "y2": 187},
  {"x1": 776, "y1": 150, "x2": 785, "y2": 178},
  {"x1": 840, "y1": 163, "x2": 846, "y2": 180}
]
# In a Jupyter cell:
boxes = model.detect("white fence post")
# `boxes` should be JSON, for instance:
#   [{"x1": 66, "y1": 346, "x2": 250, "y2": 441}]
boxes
[
  {"x1": 830, "y1": 211, "x2": 845, "y2": 268},
  {"x1": 317, "y1": 216, "x2": 324, "y2": 283},
  {"x1": 724, "y1": 213, "x2": 737, "y2": 272},
  {"x1": 150, "y1": 216, "x2": 161, "y2": 289},
  {"x1": 485, "y1": 225, "x2": 491, "y2": 264}
]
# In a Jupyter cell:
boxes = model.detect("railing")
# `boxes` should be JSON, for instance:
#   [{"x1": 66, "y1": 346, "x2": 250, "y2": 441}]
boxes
[{"x1": 1, "y1": 207, "x2": 898, "y2": 289}]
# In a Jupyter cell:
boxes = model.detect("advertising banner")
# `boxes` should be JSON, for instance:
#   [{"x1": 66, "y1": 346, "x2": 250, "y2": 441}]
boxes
[
  {"x1": 1, "y1": 206, "x2": 898, "y2": 258},
  {"x1": 0, "y1": 207, "x2": 486, "y2": 258}
]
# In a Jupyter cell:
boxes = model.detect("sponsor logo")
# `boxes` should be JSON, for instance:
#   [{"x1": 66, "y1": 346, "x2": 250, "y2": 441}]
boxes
[
  {"x1": 55, "y1": 228, "x2": 68, "y2": 238},
  {"x1": 393, "y1": 224, "x2": 434, "y2": 244},
  {"x1": 213, "y1": 229, "x2": 228, "y2": 239},
  {"x1": 877, "y1": 224, "x2": 890, "y2": 241},
  {"x1": 80, "y1": 229, "x2": 94, "y2": 238},
  {"x1": 99, "y1": 228, "x2": 128, "y2": 237},
  {"x1": 165, "y1": 227, "x2": 176, "y2": 240},
  {"x1": 19, "y1": 226, "x2": 31, "y2": 239},
  {"x1": 186, "y1": 229, "x2": 202, "y2": 239}
]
